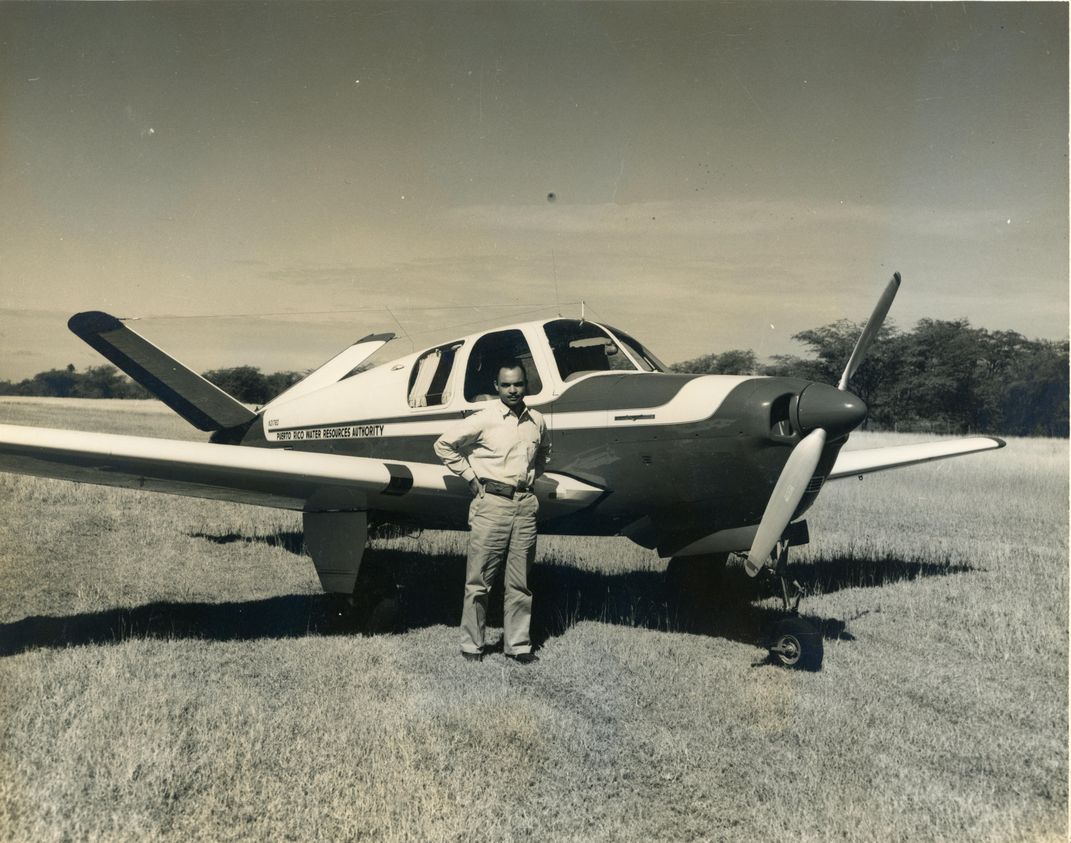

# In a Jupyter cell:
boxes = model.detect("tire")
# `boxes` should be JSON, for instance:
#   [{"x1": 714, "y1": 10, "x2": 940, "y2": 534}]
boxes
[
  {"x1": 768, "y1": 616, "x2": 823, "y2": 671},
  {"x1": 353, "y1": 553, "x2": 402, "y2": 635},
  {"x1": 363, "y1": 594, "x2": 400, "y2": 635}
]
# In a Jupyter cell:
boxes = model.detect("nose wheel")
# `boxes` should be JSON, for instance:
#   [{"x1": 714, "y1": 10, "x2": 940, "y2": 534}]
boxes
[
  {"x1": 762, "y1": 542, "x2": 823, "y2": 671},
  {"x1": 768, "y1": 615, "x2": 823, "y2": 671}
]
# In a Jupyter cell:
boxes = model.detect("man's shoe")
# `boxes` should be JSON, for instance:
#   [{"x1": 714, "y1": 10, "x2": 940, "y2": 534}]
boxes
[
  {"x1": 505, "y1": 652, "x2": 538, "y2": 665},
  {"x1": 461, "y1": 650, "x2": 483, "y2": 662}
]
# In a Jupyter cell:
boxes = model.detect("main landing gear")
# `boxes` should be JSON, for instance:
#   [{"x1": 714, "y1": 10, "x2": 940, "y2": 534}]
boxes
[
  {"x1": 320, "y1": 552, "x2": 401, "y2": 636},
  {"x1": 350, "y1": 554, "x2": 402, "y2": 635},
  {"x1": 761, "y1": 542, "x2": 823, "y2": 671}
]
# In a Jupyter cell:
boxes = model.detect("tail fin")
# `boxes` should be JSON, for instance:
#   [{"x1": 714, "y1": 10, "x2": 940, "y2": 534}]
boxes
[
  {"x1": 261, "y1": 332, "x2": 395, "y2": 411},
  {"x1": 68, "y1": 311, "x2": 257, "y2": 431}
]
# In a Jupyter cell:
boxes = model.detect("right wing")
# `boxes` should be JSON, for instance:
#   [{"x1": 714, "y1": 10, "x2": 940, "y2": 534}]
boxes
[{"x1": 827, "y1": 436, "x2": 1006, "y2": 480}]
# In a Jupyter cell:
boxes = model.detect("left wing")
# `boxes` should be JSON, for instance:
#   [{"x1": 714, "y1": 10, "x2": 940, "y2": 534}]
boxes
[
  {"x1": 827, "y1": 436, "x2": 1005, "y2": 480},
  {"x1": 0, "y1": 424, "x2": 601, "y2": 516}
]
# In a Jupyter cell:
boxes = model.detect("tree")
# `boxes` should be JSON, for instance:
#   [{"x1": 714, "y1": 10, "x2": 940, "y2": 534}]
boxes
[
  {"x1": 265, "y1": 370, "x2": 304, "y2": 399},
  {"x1": 201, "y1": 367, "x2": 303, "y2": 405},
  {"x1": 999, "y1": 339, "x2": 1069, "y2": 437},
  {"x1": 891, "y1": 319, "x2": 1010, "y2": 433},
  {"x1": 202, "y1": 366, "x2": 273, "y2": 405},
  {"x1": 763, "y1": 319, "x2": 902, "y2": 427},
  {"x1": 671, "y1": 349, "x2": 759, "y2": 375},
  {"x1": 27, "y1": 367, "x2": 79, "y2": 398},
  {"x1": 0, "y1": 365, "x2": 151, "y2": 399},
  {"x1": 73, "y1": 366, "x2": 127, "y2": 399},
  {"x1": 761, "y1": 353, "x2": 827, "y2": 383}
]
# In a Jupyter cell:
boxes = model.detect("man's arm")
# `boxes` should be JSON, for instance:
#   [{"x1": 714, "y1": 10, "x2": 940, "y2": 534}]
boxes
[
  {"x1": 433, "y1": 412, "x2": 485, "y2": 491},
  {"x1": 534, "y1": 418, "x2": 551, "y2": 479}
]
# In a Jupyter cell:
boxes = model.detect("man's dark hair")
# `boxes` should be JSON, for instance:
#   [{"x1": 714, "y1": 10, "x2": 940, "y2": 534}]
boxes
[{"x1": 495, "y1": 359, "x2": 527, "y2": 384}]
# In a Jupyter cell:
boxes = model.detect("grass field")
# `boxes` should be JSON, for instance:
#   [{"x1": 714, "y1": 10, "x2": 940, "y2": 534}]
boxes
[{"x1": 0, "y1": 397, "x2": 1066, "y2": 841}]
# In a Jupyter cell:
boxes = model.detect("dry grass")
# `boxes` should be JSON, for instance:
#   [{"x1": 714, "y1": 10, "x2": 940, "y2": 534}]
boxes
[{"x1": 0, "y1": 397, "x2": 1066, "y2": 841}]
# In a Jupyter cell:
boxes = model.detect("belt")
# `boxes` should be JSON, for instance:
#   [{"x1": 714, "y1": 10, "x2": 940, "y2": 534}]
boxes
[{"x1": 481, "y1": 479, "x2": 529, "y2": 498}]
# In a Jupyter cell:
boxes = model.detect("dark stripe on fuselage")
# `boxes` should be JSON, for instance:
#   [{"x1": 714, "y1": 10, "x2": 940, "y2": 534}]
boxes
[
  {"x1": 382, "y1": 463, "x2": 414, "y2": 496},
  {"x1": 547, "y1": 372, "x2": 701, "y2": 413}
]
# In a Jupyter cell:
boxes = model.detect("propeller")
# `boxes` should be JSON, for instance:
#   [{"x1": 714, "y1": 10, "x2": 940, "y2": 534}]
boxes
[
  {"x1": 743, "y1": 428, "x2": 826, "y2": 577},
  {"x1": 838, "y1": 272, "x2": 900, "y2": 391},
  {"x1": 744, "y1": 273, "x2": 901, "y2": 577}
]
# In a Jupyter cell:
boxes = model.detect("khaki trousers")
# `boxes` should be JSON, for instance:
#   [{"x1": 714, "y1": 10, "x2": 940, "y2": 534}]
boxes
[{"x1": 460, "y1": 491, "x2": 538, "y2": 656}]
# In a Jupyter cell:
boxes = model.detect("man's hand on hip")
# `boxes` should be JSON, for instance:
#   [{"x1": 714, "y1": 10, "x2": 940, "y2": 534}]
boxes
[{"x1": 468, "y1": 478, "x2": 484, "y2": 498}]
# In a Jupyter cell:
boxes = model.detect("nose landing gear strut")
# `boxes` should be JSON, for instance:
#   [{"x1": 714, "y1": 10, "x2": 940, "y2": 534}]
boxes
[{"x1": 762, "y1": 541, "x2": 823, "y2": 671}]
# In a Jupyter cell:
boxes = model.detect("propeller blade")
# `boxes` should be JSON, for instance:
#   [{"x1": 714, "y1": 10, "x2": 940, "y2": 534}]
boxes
[
  {"x1": 745, "y1": 428, "x2": 827, "y2": 577},
  {"x1": 837, "y1": 272, "x2": 901, "y2": 391}
]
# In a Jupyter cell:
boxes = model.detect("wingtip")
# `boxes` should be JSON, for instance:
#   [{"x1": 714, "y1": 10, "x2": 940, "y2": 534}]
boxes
[
  {"x1": 355, "y1": 332, "x2": 396, "y2": 344},
  {"x1": 68, "y1": 311, "x2": 124, "y2": 337},
  {"x1": 989, "y1": 436, "x2": 1007, "y2": 449}
]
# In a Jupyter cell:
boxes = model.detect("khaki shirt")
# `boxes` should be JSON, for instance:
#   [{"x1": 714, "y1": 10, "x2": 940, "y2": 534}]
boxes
[{"x1": 434, "y1": 402, "x2": 550, "y2": 488}]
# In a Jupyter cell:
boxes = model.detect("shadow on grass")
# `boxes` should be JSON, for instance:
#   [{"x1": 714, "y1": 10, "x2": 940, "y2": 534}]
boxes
[
  {"x1": 788, "y1": 553, "x2": 975, "y2": 596},
  {"x1": 0, "y1": 536, "x2": 976, "y2": 657},
  {"x1": 190, "y1": 530, "x2": 306, "y2": 555},
  {"x1": 0, "y1": 594, "x2": 348, "y2": 657}
]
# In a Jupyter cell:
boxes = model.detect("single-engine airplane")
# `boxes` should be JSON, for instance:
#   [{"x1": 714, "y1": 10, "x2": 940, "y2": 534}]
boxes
[{"x1": 0, "y1": 274, "x2": 1003, "y2": 669}]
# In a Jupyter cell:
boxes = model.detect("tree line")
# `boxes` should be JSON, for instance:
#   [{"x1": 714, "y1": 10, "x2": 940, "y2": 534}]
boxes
[
  {"x1": 670, "y1": 318, "x2": 1068, "y2": 437},
  {"x1": 0, "y1": 364, "x2": 303, "y2": 405},
  {"x1": 0, "y1": 318, "x2": 1065, "y2": 436}
]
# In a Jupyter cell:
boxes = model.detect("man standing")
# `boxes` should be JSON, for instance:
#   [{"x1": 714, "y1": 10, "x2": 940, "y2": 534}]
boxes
[{"x1": 434, "y1": 361, "x2": 550, "y2": 664}]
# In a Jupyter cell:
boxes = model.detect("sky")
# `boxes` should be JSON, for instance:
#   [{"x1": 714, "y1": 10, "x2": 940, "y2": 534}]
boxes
[{"x1": 0, "y1": 2, "x2": 1066, "y2": 380}]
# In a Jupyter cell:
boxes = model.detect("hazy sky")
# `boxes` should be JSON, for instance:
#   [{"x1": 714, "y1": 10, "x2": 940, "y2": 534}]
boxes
[{"x1": 1, "y1": 2, "x2": 1066, "y2": 380}]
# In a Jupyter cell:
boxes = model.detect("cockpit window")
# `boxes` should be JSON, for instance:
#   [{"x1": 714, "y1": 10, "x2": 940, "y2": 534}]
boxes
[
  {"x1": 408, "y1": 342, "x2": 462, "y2": 408},
  {"x1": 544, "y1": 319, "x2": 659, "y2": 383},
  {"x1": 463, "y1": 329, "x2": 543, "y2": 402}
]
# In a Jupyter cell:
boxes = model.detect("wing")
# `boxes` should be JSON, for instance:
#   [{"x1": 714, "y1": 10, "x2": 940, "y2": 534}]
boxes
[
  {"x1": 0, "y1": 424, "x2": 601, "y2": 517},
  {"x1": 827, "y1": 436, "x2": 1005, "y2": 480}
]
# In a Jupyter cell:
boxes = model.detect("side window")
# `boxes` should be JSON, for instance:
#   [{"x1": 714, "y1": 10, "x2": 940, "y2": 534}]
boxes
[
  {"x1": 408, "y1": 342, "x2": 462, "y2": 408},
  {"x1": 463, "y1": 330, "x2": 543, "y2": 402}
]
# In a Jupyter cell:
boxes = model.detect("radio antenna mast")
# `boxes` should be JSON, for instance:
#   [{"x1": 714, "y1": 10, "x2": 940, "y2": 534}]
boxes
[{"x1": 552, "y1": 251, "x2": 561, "y2": 316}]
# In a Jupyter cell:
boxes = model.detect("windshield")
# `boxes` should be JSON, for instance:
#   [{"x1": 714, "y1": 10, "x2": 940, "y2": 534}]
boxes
[
  {"x1": 543, "y1": 319, "x2": 664, "y2": 381},
  {"x1": 602, "y1": 325, "x2": 667, "y2": 373}
]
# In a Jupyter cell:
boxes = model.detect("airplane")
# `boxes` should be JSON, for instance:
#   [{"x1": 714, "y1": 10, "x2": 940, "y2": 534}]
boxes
[{"x1": 0, "y1": 273, "x2": 1004, "y2": 670}]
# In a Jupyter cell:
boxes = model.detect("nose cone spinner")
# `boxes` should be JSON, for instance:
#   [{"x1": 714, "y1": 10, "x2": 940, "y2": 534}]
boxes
[{"x1": 796, "y1": 383, "x2": 867, "y2": 438}]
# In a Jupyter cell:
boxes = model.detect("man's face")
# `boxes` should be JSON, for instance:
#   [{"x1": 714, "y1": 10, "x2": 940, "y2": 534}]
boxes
[{"x1": 495, "y1": 366, "x2": 527, "y2": 409}]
